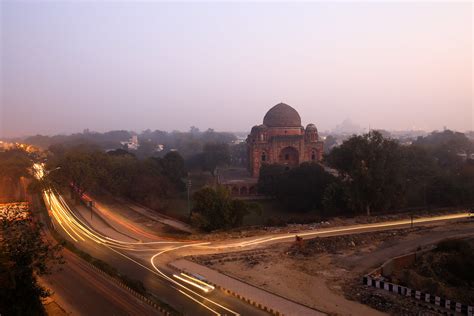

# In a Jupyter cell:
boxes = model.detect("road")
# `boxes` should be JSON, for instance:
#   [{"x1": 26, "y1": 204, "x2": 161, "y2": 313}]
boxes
[
  {"x1": 35, "y1": 163, "x2": 268, "y2": 316},
  {"x1": 39, "y1": 248, "x2": 158, "y2": 316},
  {"x1": 34, "y1": 163, "x2": 473, "y2": 316}
]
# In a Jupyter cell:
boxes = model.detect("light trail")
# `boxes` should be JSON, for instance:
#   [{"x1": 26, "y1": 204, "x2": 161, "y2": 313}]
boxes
[
  {"x1": 150, "y1": 245, "x2": 240, "y2": 316},
  {"x1": 35, "y1": 163, "x2": 238, "y2": 316},
  {"x1": 173, "y1": 274, "x2": 211, "y2": 293},
  {"x1": 81, "y1": 193, "x2": 165, "y2": 242},
  {"x1": 191, "y1": 212, "x2": 472, "y2": 251},
  {"x1": 180, "y1": 273, "x2": 215, "y2": 291},
  {"x1": 35, "y1": 162, "x2": 471, "y2": 316},
  {"x1": 178, "y1": 290, "x2": 221, "y2": 316},
  {"x1": 35, "y1": 163, "x2": 184, "y2": 249},
  {"x1": 106, "y1": 245, "x2": 239, "y2": 315}
]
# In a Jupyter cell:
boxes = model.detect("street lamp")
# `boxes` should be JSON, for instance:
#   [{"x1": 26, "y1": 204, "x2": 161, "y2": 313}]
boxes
[{"x1": 46, "y1": 166, "x2": 61, "y2": 175}]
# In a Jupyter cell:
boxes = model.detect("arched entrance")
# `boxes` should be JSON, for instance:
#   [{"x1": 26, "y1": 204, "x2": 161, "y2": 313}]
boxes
[
  {"x1": 231, "y1": 186, "x2": 239, "y2": 196},
  {"x1": 278, "y1": 146, "x2": 299, "y2": 167}
]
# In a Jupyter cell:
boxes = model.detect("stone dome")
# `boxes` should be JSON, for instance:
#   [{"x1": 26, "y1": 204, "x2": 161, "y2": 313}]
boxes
[
  {"x1": 251, "y1": 124, "x2": 267, "y2": 133},
  {"x1": 306, "y1": 124, "x2": 318, "y2": 131},
  {"x1": 263, "y1": 103, "x2": 302, "y2": 128}
]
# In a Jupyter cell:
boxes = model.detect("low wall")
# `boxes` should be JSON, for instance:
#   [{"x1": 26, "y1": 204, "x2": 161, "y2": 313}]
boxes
[
  {"x1": 365, "y1": 249, "x2": 473, "y2": 316},
  {"x1": 380, "y1": 252, "x2": 421, "y2": 277},
  {"x1": 363, "y1": 276, "x2": 473, "y2": 316}
]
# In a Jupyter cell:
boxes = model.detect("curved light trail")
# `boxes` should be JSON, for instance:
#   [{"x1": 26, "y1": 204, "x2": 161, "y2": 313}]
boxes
[
  {"x1": 34, "y1": 163, "x2": 240, "y2": 315},
  {"x1": 34, "y1": 163, "x2": 472, "y2": 316}
]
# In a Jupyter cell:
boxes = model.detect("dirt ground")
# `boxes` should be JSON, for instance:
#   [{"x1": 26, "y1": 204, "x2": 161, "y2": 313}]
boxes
[
  {"x1": 390, "y1": 237, "x2": 474, "y2": 305},
  {"x1": 190, "y1": 220, "x2": 474, "y2": 316}
]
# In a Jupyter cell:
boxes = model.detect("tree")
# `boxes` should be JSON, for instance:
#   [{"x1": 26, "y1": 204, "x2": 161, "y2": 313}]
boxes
[
  {"x1": 325, "y1": 131, "x2": 405, "y2": 215},
  {"x1": 46, "y1": 144, "x2": 186, "y2": 211},
  {"x1": 0, "y1": 205, "x2": 63, "y2": 315},
  {"x1": 258, "y1": 163, "x2": 287, "y2": 196},
  {"x1": 160, "y1": 151, "x2": 185, "y2": 185},
  {"x1": 414, "y1": 130, "x2": 474, "y2": 171},
  {"x1": 323, "y1": 135, "x2": 338, "y2": 154},
  {"x1": 189, "y1": 126, "x2": 200, "y2": 134},
  {"x1": 0, "y1": 149, "x2": 32, "y2": 180},
  {"x1": 191, "y1": 186, "x2": 259, "y2": 231},
  {"x1": 202, "y1": 143, "x2": 230, "y2": 175},
  {"x1": 259, "y1": 163, "x2": 336, "y2": 212},
  {"x1": 105, "y1": 155, "x2": 138, "y2": 196},
  {"x1": 128, "y1": 158, "x2": 170, "y2": 203},
  {"x1": 277, "y1": 163, "x2": 336, "y2": 212},
  {"x1": 229, "y1": 143, "x2": 247, "y2": 167},
  {"x1": 399, "y1": 145, "x2": 439, "y2": 208},
  {"x1": 48, "y1": 145, "x2": 107, "y2": 197},
  {"x1": 322, "y1": 180, "x2": 350, "y2": 215}
]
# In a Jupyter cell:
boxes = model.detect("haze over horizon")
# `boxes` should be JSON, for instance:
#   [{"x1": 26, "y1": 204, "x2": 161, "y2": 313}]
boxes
[{"x1": 1, "y1": 1, "x2": 473, "y2": 138}]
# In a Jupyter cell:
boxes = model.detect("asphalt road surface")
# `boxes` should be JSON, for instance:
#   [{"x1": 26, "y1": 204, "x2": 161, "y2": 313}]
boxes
[
  {"x1": 33, "y1": 163, "x2": 472, "y2": 316},
  {"x1": 40, "y1": 248, "x2": 158, "y2": 316}
]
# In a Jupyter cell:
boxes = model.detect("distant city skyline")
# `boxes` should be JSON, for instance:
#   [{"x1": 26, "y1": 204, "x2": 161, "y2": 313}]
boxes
[{"x1": 1, "y1": 1, "x2": 472, "y2": 138}]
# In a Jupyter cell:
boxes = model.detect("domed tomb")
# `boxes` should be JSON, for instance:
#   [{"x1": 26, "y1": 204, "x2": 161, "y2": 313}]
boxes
[
  {"x1": 247, "y1": 102, "x2": 323, "y2": 177},
  {"x1": 263, "y1": 103, "x2": 302, "y2": 128}
]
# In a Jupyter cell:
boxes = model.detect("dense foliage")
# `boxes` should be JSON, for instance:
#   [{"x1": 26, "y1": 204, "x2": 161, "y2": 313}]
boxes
[
  {"x1": 324, "y1": 130, "x2": 474, "y2": 215},
  {"x1": 191, "y1": 186, "x2": 260, "y2": 231},
  {"x1": 259, "y1": 163, "x2": 336, "y2": 212},
  {"x1": 47, "y1": 145, "x2": 186, "y2": 208},
  {"x1": 325, "y1": 131, "x2": 405, "y2": 215},
  {"x1": 260, "y1": 130, "x2": 474, "y2": 216},
  {"x1": 0, "y1": 205, "x2": 63, "y2": 315},
  {"x1": 0, "y1": 149, "x2": 32, "y2": 180},
  {"x1": 185, "y1": 143, "x2": 231, "y2": 175}
]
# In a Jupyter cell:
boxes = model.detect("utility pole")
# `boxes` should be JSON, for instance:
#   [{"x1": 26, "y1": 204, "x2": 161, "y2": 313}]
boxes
[{"x1": 187, "y1": 178, "x2": 192, "y2": 218}]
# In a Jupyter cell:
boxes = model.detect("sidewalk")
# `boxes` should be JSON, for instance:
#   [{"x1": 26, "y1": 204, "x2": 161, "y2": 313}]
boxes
[
  {"x1": 125, "y1": 200, "x2": 196, "y2": 234},
  {"x1": 170, "y1": 259, "x2": 326, "y2": 316},
  {"x1": 62, "y1": 194, "x2": 138, "y2": 243}
]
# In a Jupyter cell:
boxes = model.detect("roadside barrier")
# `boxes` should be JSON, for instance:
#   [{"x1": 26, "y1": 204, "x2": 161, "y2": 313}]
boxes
[
  {"x1": 363, "y1": 276, "x2": 473, "y2": 316},
  {"x1": 84, "y1": 260, "x2": 172, "y2": 315},
  {"x1": 40, "y1": 190, "x2": 174, "y2": 315}
]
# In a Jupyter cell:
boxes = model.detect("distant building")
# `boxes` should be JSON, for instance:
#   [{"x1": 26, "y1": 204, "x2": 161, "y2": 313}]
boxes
[
  {"x1": 219, "y1": 102, "x2": 324, "y2": 197},
  {"x1": 457, "y1": 152, "x2": 468, "y2": 161},
  {"x1": 247, "y1": 103, "x2": 324, "y2": 177},
  {"x1": 120, "y1": 135, "x2": 139, "y2": 150}
]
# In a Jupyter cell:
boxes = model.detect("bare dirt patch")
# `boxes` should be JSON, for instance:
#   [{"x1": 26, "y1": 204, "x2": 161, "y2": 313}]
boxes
[
  {"x1": 190, "y1": 220, "x2": 474, "y2": 316},
  {"x1": 390, "y1": 238, "x2": 474, "y2": 305}
]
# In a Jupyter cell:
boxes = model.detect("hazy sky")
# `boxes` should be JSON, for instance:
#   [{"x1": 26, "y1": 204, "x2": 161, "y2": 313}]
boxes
[{"x1": 1, "y1": 1, "x2": 472, "y2": 138}]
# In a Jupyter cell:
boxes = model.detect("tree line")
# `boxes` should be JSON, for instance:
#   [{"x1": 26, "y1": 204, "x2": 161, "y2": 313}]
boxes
[
  {"x1": 47, "y1": 145, "x2": 186, "y2": 209},
  {"x1": 23, "y1": 127, "x2": 237, "y2": 159},
  {"x1": 260, "y1": 130, "x2": 474, "y2": 216}
]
